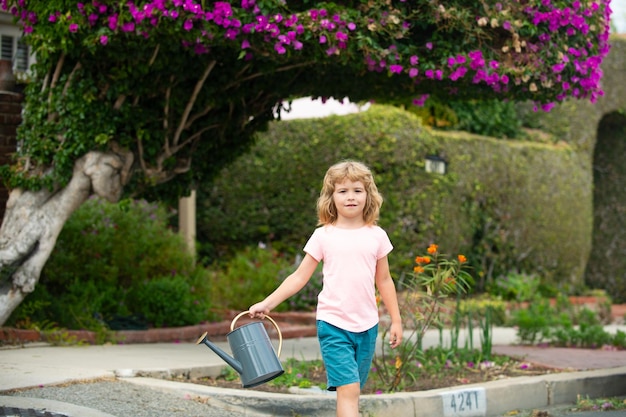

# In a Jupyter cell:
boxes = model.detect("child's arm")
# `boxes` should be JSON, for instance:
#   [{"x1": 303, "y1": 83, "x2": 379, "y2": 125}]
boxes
[
  {"x1": 249, "y1": 253, "x2": 319, "y2": 318},
  {"x1": 375, "y1": 255, "x2": 403, "y2": 348}
]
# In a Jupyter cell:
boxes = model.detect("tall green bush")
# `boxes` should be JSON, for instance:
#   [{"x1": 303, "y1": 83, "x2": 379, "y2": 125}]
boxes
[
  {"x1": 7, "y1": 197, "x2": 214, "y2": 330},
  {"x1": 198, "y1": 105, "x2": 591, "y2": 294},
  {"x1": 585, "y1": 112, "x2": 626, "y2": 303}
]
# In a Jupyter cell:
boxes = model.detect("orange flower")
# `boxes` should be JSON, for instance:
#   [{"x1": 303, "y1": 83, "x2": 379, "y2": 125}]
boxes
[
  {"x1": 445, "y1": 277, "x2": 456, "y2": 286},
  {"x1": 415, "y1": 256, "x2": 431, "y2": 264},
  {"x1": 458, "y1": 254, "x2": 467, "y2": 263},
  {"x1": 413, "y1": 265, "x2": 424, "y2": 274},
  {"x1": 427, "y1": 243, "x2": 438, "y2": 254},
  {"x1": 395, "y1": 356, "x2": 403, "y2": 369}
]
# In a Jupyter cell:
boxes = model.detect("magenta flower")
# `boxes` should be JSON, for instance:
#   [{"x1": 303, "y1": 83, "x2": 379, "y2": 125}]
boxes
[
  {"x1": 121, "y1": 22, "x2": 134, "y2": 32},
  {"x1": 108, "y1": 14, "x2": 118, "y2": 30},
  {"x1": 274, "y1": 42, "x2": 286, "y2": 54},
  {"x1": 100, "y1": 35, "x2": 108, "y2": 45},
  {"x1": 412, "y1": 94, "x2": 429, "y2": 106},
  {"x1": 336, "y1": 31, "x2": 348, "y2": 42},
  {"x1": 450, "y1": 67, "x2": 467, "y2": 81},
  {"x1": 69, "y1": 23, "x2": 78, "y2": 33}
]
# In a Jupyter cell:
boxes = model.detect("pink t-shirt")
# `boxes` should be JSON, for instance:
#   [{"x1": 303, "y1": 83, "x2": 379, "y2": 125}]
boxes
[{"x1": 303, "y1": 225, "x2": 393, "y2": 332}]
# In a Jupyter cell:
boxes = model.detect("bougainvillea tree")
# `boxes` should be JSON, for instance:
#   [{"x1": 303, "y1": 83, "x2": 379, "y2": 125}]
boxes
[{"x1": 0, "y1": 0, "x2": 612, "y2": 324}]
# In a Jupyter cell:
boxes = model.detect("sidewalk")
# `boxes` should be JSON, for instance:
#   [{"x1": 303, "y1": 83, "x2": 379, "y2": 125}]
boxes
[{"x1": 1, "y1": 320, "x2": 626, "y2": 417}]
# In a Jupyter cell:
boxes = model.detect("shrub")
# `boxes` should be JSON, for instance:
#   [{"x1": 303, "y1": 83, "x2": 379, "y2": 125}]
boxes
[
  {"x1": 7, "y1": 196, "x2": 214, "y2": 330},
  {"x1": 208, "y1": 245, "x2": 295, "y2": 312},
  {"x1": 132, "y1": 275, "x2": 204, "y2": 328}
]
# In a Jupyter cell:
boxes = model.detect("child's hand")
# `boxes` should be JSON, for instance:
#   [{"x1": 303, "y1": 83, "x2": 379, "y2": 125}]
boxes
[
  {"x1": 389, "y1": 322, "x2": 403, "y2": 349},
  {"x1": 248, "y1": 302, "x2": 270, "y2": 319}
]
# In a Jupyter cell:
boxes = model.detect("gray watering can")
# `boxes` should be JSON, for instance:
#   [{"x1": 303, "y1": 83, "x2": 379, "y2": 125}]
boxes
[{"x1": 196, "y1": 311, "x2": 284, "y2": 388}]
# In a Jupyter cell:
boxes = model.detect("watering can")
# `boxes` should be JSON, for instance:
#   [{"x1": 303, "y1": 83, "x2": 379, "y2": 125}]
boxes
[{"x1": 196, "y1": 311, "x2": 284, "y2": 388}]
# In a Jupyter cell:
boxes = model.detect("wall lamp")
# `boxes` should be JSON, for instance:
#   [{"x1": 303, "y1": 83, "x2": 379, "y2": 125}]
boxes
[{"x1": 425, "y1": 155, "x2": 448, "y2": 175}]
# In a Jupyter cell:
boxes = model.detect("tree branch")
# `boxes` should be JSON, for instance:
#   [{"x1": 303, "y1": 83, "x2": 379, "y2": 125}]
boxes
[
  {"x1": 173, "y1": 60, "x2": 216, "y2": 147},
  {"x1": 113, "y1": 95, "x2": 126, "y2": 110},
  {"x1": 49, "y1": 53, "x2": 65, "y2": 91},
  {"x1": 149, "y1": 44, "x2": 160, "y2": 66},
  {"x1": 47, "y1": 53, "x2": 65, "y2": 116},
  {"x1": 224, "y1": 61, "x2": 314, "y2": 90},
  {"x1": 62, "y1": 62, "x2": 82, "y2": 97}
]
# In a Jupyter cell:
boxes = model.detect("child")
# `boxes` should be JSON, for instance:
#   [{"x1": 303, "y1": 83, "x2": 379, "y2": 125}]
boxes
[{"x1": 249, "y1": 160, "x2": 402, "y2": 417}]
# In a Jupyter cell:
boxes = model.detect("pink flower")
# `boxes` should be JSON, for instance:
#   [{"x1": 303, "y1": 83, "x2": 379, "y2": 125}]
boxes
[
  {"x1": 412, "y1": 94, "x2": 429, "y2": 106},
  {"x1": 108, "y1": 14, "x2": 118, "y2": 30},
  {"x1": 69, "y1": 23, "x2": 78, "y2": 33},
  {"x1": 100, "y1": 35, "x2": 108, "y2": 45},
  {"x1": 390, "y1": 64, "x2": 403, "y2": 74},
  {"x1": 274, "y1": 42, "x2": 286, "y2": 54},
  {"x1": 121, "y1": 22, "x2": 134, "y2": 32}
]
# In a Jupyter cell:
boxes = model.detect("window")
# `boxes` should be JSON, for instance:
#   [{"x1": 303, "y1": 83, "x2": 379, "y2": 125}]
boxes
[
  {"x1": 0, "y1": 34, "x2": 30, "y2": 73},
  {"x1": 15, "y1": 38, "x2": 28, "y2": 71},
  {"x1": 1, "y1": 35, "x2": 12, "y2": 60}
]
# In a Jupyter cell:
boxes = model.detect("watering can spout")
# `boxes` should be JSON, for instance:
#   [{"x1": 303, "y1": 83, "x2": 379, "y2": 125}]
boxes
[{"x1": 196, "y1": 332, "x2": 243, "y2": 374}]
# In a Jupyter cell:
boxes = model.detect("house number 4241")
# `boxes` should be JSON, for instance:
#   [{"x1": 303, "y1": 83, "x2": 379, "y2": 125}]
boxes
[{"x1": 441, "y1": 387, "x2": 487, "y2": 417}]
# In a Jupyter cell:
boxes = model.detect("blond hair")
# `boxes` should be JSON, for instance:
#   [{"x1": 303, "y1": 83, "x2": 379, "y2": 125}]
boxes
[{"x1": 317, "y1": 160, "x2": 383, "y2": 226}]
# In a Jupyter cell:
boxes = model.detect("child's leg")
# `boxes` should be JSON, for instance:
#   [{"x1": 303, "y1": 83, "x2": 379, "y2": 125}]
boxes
[{"x1": 336, "y1": 382, "x2": 360, "y2": 417}]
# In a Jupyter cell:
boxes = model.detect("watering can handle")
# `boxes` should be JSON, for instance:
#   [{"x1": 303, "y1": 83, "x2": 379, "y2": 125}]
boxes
[{"x1": 231, "y1": 311, "x2": 283, "y2": 358}]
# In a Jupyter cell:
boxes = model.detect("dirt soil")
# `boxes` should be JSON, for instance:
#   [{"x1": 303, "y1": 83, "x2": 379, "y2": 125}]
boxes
[{"x1": 183, "y1": 356, "x2": 564, "y2": 394}]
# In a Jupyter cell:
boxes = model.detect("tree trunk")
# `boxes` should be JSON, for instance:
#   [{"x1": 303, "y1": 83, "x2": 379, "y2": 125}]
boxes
[{"x1": 0, "y1": 147, "x2": 133, "y2": 325}]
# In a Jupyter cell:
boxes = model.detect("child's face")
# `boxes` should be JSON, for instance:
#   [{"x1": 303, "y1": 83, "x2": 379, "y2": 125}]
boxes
[{"x1": 332, "y1": 178, "x2": 367, "y2": 222}]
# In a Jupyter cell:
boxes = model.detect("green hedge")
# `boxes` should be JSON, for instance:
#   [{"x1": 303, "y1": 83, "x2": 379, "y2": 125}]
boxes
[{"x1": 197, "y1": 105, "x2": 591, "y2": 293}]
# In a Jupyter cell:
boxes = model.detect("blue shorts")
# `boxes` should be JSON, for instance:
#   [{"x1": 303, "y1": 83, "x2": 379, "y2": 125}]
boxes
[{"x1": 317, "y1": 320, "x2": 378, "y2": 391}]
